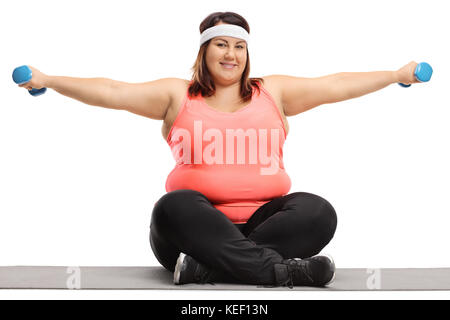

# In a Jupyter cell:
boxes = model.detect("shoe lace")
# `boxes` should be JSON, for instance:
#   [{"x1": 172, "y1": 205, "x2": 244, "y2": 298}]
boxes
[{"x1": 285, "y1": 259, "x2": 314, "y2": 289}]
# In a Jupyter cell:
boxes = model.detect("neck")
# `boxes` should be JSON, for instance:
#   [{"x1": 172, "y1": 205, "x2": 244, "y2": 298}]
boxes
[{"x1": 211, "y1": 81, "x2": 242, "y2": 102}]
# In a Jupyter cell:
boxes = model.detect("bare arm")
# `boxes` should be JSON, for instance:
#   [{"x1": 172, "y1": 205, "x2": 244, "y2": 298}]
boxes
[
  {"x1": 329, "y1": 71, "x2": 398, "y2": 102},
  {"x1": 108, "y1": 78, "x2": 176, "y2": 120},
  {"x1": 21, "y1": 66, "x2": 174, "y2": 120},
  {"x1": 46, "y1": 76, "x2": 116, "y2": 109},
  {"x1": 278, "y1": 61, "x2": 419, "y2": 116},
  {"x1": 47, "y1": 76, "x2": 175, "y2": 120}
]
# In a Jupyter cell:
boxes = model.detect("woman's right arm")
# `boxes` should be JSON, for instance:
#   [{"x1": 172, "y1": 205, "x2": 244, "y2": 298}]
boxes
[{"x1": 21, "y1": 66, "x2": 174, "y2": 120}]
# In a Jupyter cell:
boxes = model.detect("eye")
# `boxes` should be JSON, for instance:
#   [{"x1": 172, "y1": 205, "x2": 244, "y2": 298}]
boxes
[{"x1": 217, "y1": 43, "x2": 245, "y2": 49}]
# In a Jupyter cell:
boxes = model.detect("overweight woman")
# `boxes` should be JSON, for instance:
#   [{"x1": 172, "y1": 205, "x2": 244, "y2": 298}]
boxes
[{"x1": 18, "y1": 11, "x2": 423, "y2": 288}]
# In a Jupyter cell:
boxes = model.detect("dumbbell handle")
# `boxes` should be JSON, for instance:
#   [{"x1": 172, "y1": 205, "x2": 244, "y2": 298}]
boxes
[
  {"x1": 398, "y1": 62, "x2": 433, "y2": 88},
  {"x1": 12, "y1": 65, "x2": 47, "y2": 96}
]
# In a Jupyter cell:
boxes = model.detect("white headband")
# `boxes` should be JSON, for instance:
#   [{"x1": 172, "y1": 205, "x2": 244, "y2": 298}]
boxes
[{"x1": 200, "y1": 24, "x2": 250, "y2": 47}]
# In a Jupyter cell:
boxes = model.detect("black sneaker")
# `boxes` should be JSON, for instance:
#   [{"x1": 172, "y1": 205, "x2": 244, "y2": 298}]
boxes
[
  {"x1": 274, "y1": 254, "x2": 335, "y2": 288},
  {"x1": 173, "y1": 252, "x2": 212, "y2": 285}
]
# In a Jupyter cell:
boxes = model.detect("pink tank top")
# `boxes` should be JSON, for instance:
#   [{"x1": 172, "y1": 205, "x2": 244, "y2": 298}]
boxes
[{"x1": 165, "y1": 81, "x2": 291, "y2": 223}]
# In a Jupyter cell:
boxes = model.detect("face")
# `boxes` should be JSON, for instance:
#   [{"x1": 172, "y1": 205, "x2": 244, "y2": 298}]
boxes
[{"x1": 205, "y1": 24, "x2": 248, "y2": 85}]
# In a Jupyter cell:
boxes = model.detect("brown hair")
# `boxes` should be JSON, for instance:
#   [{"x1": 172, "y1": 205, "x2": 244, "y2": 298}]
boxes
[{"x1": 188, "y1": 12, "x2": 264, "y2": 103}]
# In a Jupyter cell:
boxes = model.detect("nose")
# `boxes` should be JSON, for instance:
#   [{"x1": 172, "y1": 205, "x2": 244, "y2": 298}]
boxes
[{"x1": 224, "y1": 48, "x2": 238, "y2": 58}]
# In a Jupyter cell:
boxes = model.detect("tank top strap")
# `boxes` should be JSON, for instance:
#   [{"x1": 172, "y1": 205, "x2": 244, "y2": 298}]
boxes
[{"x1": 257, "y1": 81, "x2": 287, "y2": 139}]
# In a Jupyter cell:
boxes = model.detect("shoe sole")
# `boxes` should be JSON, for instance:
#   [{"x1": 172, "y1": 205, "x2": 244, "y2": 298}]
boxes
[{"x1": 174, "y1": 252, "x2": 186, "y2": 285}]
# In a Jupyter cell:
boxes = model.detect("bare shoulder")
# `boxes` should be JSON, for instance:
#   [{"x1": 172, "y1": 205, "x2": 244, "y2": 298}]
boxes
[
  {"x1": 261, "y1": 75, "x2": 286, "y2": 111},
  {"x1": 260, "y1": 75, "x2": 290, "y2": 134},
  {"x1": 163, "y1": 78, "x2": 189, "y2": 117},
  {"x1": 165, "y1": 78, "x2": 190, "y2": 103},
  {"x1": 165, "y1": 78, "x2": 190, "y2": 115},
  {"x1": 261, "y1": 75, "x2": 284, "y2": 105}
]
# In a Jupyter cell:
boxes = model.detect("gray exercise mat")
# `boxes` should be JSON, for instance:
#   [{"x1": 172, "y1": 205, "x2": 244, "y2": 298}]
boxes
[{"x1": 1, "y1": 266, "x2": 450, "y2": 290}]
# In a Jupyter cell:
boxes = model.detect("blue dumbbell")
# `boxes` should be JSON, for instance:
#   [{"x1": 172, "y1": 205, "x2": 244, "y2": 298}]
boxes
[
  {"x1": 398, "y1": 62, "x2": 433, "y2": 88},
  {"x1": 12, "y1": 65, "x2": 47, "y2": 96}
]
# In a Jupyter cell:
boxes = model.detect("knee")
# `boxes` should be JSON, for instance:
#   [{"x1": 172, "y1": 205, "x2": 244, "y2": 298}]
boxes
[
  {"x1": 290, "y1": 192, "x2": 338, "y2": 241},
  {"x1": 151, "y1": 189, "x2": 207, "y2": 226},
  {"x1": 316, "y1": 197, "x2": 338, "y2": 242}
]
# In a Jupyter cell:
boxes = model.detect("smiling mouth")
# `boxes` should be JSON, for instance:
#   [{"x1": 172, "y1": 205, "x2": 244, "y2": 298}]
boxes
[{"x1": 220, "y1": 63, "x2": 236, "y2": 69}]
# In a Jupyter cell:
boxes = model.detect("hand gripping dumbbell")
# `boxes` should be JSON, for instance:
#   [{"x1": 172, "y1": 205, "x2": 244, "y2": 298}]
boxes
[
  {"x1": 12, "y1": 65, "x2": 47, "y2": 96},
  {"x1": 398, "y1": 62, "x2": 433, "y2": 88}
]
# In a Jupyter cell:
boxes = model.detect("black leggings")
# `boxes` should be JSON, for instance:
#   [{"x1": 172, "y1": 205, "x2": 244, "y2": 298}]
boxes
[{"x1": 149, "y1": 189, "x2": 337, "y2": 285}]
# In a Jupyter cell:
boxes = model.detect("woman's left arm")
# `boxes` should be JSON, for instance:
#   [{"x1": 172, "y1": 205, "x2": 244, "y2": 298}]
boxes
[{"x1": 278, "y1": 61, "x2": 419, "y2": 117}]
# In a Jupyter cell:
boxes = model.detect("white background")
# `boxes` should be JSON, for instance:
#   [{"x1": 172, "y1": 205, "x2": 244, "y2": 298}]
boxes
[{"x1": 1, "y1": 0, "x2": 449, "y2": 299}]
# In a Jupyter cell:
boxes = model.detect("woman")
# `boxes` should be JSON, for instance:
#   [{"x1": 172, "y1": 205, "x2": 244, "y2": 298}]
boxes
[{"x1": 19, "y1": 12, "x2": 421, "y2": 288}]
